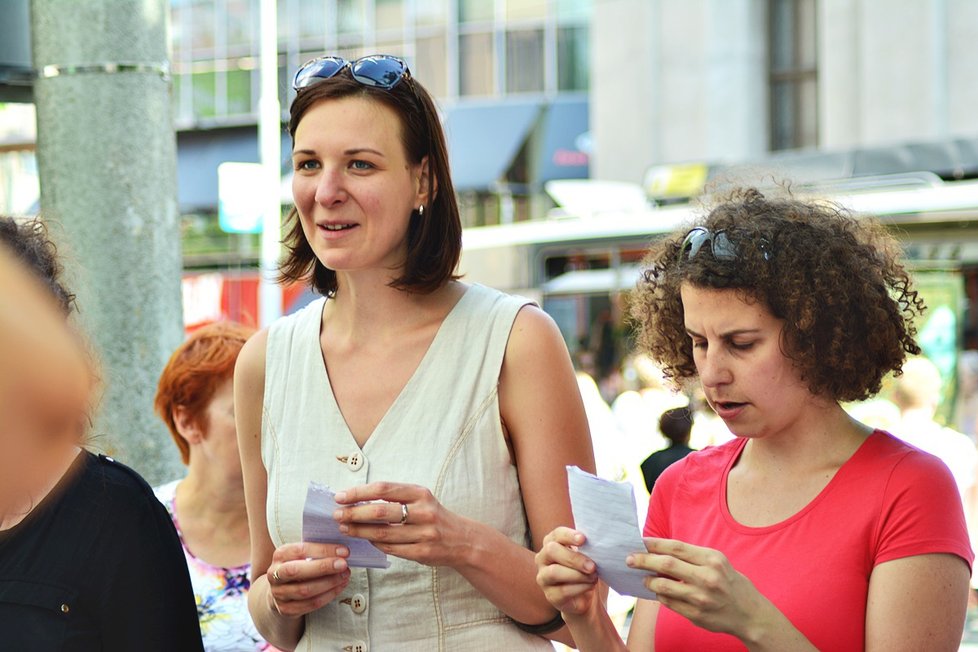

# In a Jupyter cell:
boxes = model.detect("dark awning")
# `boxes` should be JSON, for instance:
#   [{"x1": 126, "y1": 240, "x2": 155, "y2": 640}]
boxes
[
  {"x1": 176, "y1": 127, "x2": 291, "y2": 212},
  {"x1": 443, "y1": 100, "x2": 542, "y2": 192},
  {"x1": 712, "y1": 136, "x2": 978, "y2": 188},
  {"x1": 535, "y1": 97, "x2": 590, "y2": 184}
]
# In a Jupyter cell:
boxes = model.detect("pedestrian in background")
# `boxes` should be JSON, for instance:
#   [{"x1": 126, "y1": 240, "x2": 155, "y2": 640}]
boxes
[
  {"x1": 640, "y1": 406, "x2": 695, "y2": 494},
  {"x1": 535, "y1": 188, "x2": 973, "y2": 651},
  {"x1": 234, "y1": 55, "x2": 594, "y2": 650},
  {"x1": 890, "y1": 355, "x2": 978, "y2": 496},
  {"x1": 154, "y1": 321, "x2": 276, "y2": 651}
]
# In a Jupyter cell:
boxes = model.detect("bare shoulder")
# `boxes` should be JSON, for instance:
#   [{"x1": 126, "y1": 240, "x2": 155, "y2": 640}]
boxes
[
  {"x1": 505, "y1": 304, "x2": 565, "y2": 358},
  {"x1": 867, "y1": 553, "x2": 971, "y2": 650},
  {"x1": 235, "y1": 327, "x2": 269, "y2": 388}
]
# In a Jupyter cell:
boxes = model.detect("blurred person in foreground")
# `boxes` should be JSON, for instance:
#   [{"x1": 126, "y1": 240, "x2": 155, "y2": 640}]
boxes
[
  {"x1": 154, "y1": 321, "x2": 278, "y2": 651},
  {"x1": 640, "y1": 407, "x2": 695, "y2": 494},
  {"x1": 535, "y1": 188, "x2": 973, "y2": 650},
  {"x1": 0, "y1": 223, "x2": 88, "y2": 520},
  {"x1": 234, "y1": 55, "x2": 593, "y2": 650},
  {"x1": 0, "y1": 216, "x2": 203, "y2": 650}
]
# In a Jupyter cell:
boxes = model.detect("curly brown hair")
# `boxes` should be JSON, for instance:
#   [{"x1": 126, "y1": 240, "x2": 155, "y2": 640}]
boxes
[
  {"x1": 629, "y1": 187, "x2": 924, "y2": 402},
  {"x1": 0, "y1": 216, "x2": 76, "y2": 316}
]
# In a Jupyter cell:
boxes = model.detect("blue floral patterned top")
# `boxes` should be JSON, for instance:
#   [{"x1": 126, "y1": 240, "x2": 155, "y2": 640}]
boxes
[{"x1": 154, "y1": 481, "x2": 270, "y2": 652}]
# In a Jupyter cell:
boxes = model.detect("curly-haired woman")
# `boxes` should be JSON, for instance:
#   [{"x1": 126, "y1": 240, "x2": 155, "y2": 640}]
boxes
[{"x1": 535, "y1": 188, "x2": 974, "y2": 651}]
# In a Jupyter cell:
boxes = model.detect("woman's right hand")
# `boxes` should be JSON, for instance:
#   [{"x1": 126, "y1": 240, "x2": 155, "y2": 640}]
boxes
[
  {"x1": 265, "y1": 542, "x2": 352, "y2": 618},
  {"x1": 534, "y1": 527, "x2": 600, "y2": 617}
]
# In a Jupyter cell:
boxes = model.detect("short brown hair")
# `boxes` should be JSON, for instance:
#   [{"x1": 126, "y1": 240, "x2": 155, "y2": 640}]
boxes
[
  {"x1": 630, "y1": 187, "x2": 924, "y2": 402},
  {"x1": 278, "y1": 65, "x2": 461, "y2": 297},
  {"x1": 154, "y1": 322, "x2": 255, "y2": 464}
]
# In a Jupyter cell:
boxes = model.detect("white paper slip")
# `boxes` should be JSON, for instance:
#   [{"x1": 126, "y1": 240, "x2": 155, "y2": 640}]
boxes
[
  {"x1": 301, "y1": 481, "x2": 391, "y2": 569},
  {"x1": 566, "y1": 465, "x2": 656, "y2": 600}
]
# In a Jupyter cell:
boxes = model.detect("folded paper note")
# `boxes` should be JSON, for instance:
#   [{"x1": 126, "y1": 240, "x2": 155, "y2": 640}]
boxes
[
  {"x1": 302, "y1": 481, "x2": 391, "y2": 569},
  {"x1": 566, "y1": 465, "x2": 656, "y2": 599}
]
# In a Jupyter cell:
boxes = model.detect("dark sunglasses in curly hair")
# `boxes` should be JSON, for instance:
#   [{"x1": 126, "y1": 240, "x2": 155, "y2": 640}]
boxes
[
  {"x1": 678, "y1": 227, "x2": 738, "y2": 262},
  {"x1": 292, "y1": 54, "x2": 410, "y2": 92},
  {"x1": 678, "y1": 227, "x2": 770, "y2": 263}
]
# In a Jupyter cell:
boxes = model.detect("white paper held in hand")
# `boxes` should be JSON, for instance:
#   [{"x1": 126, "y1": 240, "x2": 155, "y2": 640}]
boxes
[
  {"x1": 301, "y1": 481, "x2": 391, "y2": 569},
  {"x1": 566, "y1": 465, "x2": 656, "y2": 599}
]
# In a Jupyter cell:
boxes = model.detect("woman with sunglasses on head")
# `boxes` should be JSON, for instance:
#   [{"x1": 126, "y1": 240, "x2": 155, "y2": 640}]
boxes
[
  {"x1": 535, "y1": 188, "x2": 974, "y2": 651},
  {"x1": 234, "y1": 55, "x2": 594, "y2": 650}
]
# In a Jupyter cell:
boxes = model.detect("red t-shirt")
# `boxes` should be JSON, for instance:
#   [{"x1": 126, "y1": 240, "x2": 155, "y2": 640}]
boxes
[{"x1": 643, "y1": 430, "x2": 974, "y2": 651}]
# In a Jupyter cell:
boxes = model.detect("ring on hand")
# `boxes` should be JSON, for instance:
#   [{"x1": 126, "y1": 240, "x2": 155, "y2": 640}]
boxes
[
  {"x1": 272, "y1": 567, "x2": 281, "y2": 582},
  {"x1": 399, "y1": 502, "x2": 409, "y2": 525}
]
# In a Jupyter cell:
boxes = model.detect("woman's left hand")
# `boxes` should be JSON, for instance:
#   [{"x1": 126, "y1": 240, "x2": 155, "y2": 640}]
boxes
[
  {"x1": 629, "y1": 537, "x2": 769, "y2": 638},
  {"x1": 333, "y1": 482, "x2": 472, "y2": 567}
]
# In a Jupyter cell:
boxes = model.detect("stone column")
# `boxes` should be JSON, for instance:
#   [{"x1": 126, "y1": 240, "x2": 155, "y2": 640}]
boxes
[{"x1": 31, "y1": 0, "x2": 185, "y2": 485}]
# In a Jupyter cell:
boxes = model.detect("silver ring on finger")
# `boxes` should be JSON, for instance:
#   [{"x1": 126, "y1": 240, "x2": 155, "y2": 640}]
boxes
[
  {"x1": 272, "y1": 566, "x2": 281, "y2": 583},
  {"x1": 399, "y1": 502, "x2": 409, "y2": 525}
]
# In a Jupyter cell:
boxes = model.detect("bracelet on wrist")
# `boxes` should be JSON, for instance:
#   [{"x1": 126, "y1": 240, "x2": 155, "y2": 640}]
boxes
[{"x1": 510, "y1": 611, "x2": 565, "y2": 635}]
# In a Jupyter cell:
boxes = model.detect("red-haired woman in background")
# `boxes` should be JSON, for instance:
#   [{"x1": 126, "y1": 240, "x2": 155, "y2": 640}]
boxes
[{"x1": 154, "y1": 321, "x2": 273, "y2": 652}]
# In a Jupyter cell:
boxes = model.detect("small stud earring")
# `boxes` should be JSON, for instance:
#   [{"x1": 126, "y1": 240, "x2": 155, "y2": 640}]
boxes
[{"x1": 416, "y1": 205, "x2": 424, "y2": 217}]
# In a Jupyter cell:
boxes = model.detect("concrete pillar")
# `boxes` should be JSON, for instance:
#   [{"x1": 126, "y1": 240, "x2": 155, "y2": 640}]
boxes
[
  {"x1": 591, "y1": 0, "x2": 659, "y2": 183},
  {"x1": 818, "y1": 0, "x2": 862, "y2": 148},
  {"x1": 31, "y1": 0, "x2": 185, "y2": 485},
  {"x1": 704, "y1": 0, "x2": 767, "y2": 160}
]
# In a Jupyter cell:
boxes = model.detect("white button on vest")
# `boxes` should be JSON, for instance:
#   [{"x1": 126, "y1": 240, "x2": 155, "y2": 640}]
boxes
[
  {"x1": 347, "y1": 452, "x2": 364, "y2": 471},
  {"x1": 350, "y1": 593, "x2": 367, "y2": 614},
  {"x1": 343, "y1": 642, "x2": 367, "y2": 652}
]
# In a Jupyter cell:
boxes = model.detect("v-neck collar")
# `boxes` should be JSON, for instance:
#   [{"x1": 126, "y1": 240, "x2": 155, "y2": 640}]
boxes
[{"x1": 313, "y1": 284, "x2": 475, "y2": 453}]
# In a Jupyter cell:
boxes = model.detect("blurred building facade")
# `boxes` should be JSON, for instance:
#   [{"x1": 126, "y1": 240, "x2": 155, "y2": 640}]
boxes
[
  {"x1": 592, "y1": 0, "x2": 978, "y2": 188},
  {"x1": 5, "y1": 0, "x2": 978, "y2": 244},
  {"x1": 170, "y1": 0, "x2": 592, "y2": 236}
]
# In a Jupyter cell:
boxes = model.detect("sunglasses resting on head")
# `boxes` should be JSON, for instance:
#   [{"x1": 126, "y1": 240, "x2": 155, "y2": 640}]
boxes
[
  {"x1": 293, "y1": 54, "x2": 411, "y2": 91},
  {"x1": 679, "y1": 226, "x2": 770, "y2": 263},
  {"x1": 679, "y1": 227, "x2": 737, "y2": 262}
]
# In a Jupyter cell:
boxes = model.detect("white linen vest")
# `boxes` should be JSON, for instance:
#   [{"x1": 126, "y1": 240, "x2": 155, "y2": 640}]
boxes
[{"x1": 262, "y1": 283, "x2": 555, "y2": 651}]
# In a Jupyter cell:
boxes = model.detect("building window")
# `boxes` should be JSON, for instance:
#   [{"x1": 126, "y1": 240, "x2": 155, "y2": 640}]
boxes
[
  {"x1": 415, "y1": 33, "x2": 448, "y2": 98},
  {"x1": 190, "y1": 0, "x2": 216, "y2": 52},
  {"x1": 459, "y1": 0, "x2": 494, "y2": 23},
  {"x1": 338, "y1": 0, "x2": 367, "y2": 36},
  {"x1": 458, "y1": 192, "x2": 501, "y2": 228},
  {"x1": 556, "y1": 0, "x2": 591, "y2": 22},
  {"x1": 226, "y1": 68, "x2": 252, "y2": 115},
  {"x1": 226, "y1": 0, "x2": 255, "y2": 51},
  {"x1": 416, "y1": 0, "x2": 448, "y2": 27},
  {"x1": 557, "y1": 25, "x2": 588, "y2": 91},
  {"x1": 459, "y1": 32, "x2": 495, "y2": 96},
  {"x1": 375, "y1": 0, "x2": 404, "y2": 32},
  {"x1": 506, "y1": 0, "x2": 547, "y2": 21},
  {"x1": 192, "y1": 70, "x2": 217, "y2": 119},
  {"x1": 769, "y1": 0, "x2": 818, "y2": 151},
  {"x1": 277, "y1": 62, "x2": 290, "y2": 116},
  {"x1": 505, "y1": 29, "x2": 544, "y2": 93},
  {"x1": 298, "y1": 0, "x2": 328, "y2": 42}
]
